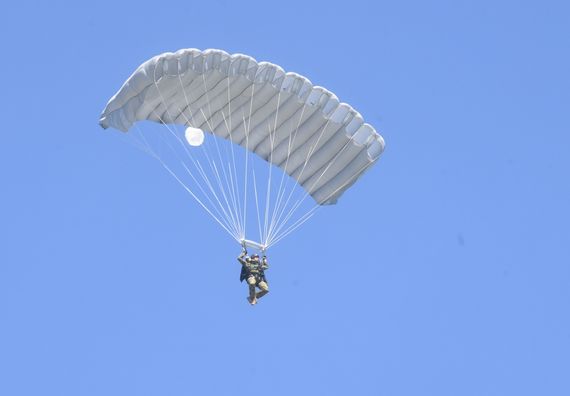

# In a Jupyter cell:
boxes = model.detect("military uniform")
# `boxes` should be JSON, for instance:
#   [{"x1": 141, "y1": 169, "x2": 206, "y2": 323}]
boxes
[{"x1": 238, "y1": 251, "x2": 269, "y2": 304}]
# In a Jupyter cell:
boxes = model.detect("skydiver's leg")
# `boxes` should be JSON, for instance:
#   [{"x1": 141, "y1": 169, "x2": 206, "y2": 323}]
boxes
[
  {"x1": 256, "y1": 281, "x2": 269, "y2": 299},
  {"x1": 246, "y1": 276, "x2": 257, "y2": 304}
]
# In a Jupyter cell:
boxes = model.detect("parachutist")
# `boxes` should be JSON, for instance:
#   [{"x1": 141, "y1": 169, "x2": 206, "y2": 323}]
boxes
[{"x1": 238, "y1": 250, "x2": 269, "y2": 305}]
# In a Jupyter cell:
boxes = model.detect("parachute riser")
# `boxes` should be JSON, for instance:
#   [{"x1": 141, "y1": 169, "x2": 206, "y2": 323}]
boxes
[{"x1": 240, "y1": 239, "x2": 267, "y2": 254}]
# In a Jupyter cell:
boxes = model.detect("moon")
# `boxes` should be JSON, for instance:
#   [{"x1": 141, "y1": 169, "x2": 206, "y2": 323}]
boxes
[{"x1": 184, "y1": 127, "x2": 205, "y2": 146}]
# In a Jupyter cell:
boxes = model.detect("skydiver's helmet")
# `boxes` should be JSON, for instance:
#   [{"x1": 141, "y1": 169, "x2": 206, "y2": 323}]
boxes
[{"x1": 251, "y1": 254, "x2": 260, "y2": 261}]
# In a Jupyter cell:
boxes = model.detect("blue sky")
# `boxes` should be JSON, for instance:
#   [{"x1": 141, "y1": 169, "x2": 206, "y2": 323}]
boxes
[{"x1": 1, "y1": 1, "x2": 569, "y2": 395}]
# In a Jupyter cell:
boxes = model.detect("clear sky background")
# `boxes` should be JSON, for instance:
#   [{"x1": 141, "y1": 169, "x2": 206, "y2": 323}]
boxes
[{"x1": 1, "y1": 1, "x2": 569, "y2": 395}]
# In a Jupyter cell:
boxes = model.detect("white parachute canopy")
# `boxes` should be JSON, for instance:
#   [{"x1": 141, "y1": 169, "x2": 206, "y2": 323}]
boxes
[{"x1": 100, "y1": 48, "x2": 385, "y2": 250}]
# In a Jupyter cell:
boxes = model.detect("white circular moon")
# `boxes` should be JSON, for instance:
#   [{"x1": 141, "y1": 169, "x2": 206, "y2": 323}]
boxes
[{"x1": 184, "y1": 127, "x2": 205, "y2": 146}]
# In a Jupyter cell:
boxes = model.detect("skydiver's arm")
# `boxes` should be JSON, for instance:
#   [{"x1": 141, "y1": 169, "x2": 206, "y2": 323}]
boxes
[
  {"x1": 237, "y1": 250, "x2": 248, "y2": 265},
  {"x1": 262, "y1": 256, "x2": 269, "y2": 270}
]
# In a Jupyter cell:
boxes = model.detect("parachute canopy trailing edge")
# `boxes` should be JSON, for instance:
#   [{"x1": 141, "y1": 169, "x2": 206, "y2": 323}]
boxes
[{"x1": 99, "y1": 48, "x2": 385, "y2": 206}]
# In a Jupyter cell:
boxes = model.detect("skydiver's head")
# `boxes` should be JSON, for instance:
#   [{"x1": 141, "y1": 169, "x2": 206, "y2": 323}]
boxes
[{"x1": 251, "y1": 254, "x2": 259, "y2": 261}]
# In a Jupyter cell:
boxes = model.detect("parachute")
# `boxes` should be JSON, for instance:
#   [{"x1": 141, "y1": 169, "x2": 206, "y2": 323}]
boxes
[{"x1": 100, "y1": 48, "x2": 385, "y2": 251}]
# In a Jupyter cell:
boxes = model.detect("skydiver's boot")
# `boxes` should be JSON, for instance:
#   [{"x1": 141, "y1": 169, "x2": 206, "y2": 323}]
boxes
[{"x1": 248, "y1": 284, "x2": 257, "y2": 305}]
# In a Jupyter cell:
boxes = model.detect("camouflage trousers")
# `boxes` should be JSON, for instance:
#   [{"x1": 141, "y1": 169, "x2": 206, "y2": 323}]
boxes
[{"x1": 247, "y1": 276, "x2": 269, "y2": 302}]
